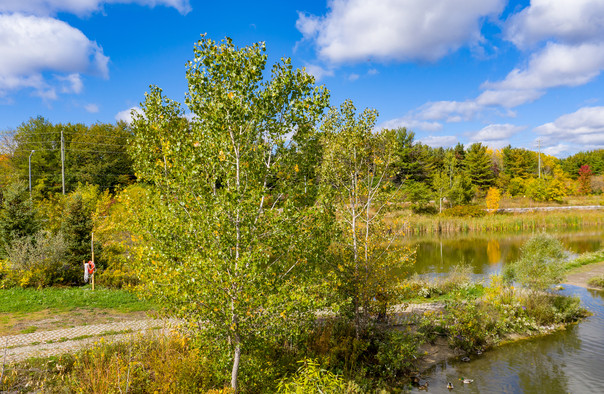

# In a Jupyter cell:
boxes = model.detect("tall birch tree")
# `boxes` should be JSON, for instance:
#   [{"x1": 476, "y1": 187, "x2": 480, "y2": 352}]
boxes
[{"x1": 128, "y1": 37, "x2": 330, "y2": 391}]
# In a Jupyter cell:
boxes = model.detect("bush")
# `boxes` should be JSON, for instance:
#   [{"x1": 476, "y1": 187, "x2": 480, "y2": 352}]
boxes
[
  {"x1": 503, "y1": 232, "x2": 565, "y2": 292},
  {"x1": 1, "y1": 333, "x2": 216, "y2": 393},
  {"x1": 3, "y1": 231, "x2": 70, "y2": 287},
  {"x1": 411, "y1": 204, "x2": 438, "y2": 215},
  {"x1": 441, "y1": 205, "x2": 485, "y2": 218},
  {"x1": 588, "y1": 275, "x2": 604, "y2": 288},
  {"x1": 277, "y1": 359, "x2": 351, "y2": 393}
]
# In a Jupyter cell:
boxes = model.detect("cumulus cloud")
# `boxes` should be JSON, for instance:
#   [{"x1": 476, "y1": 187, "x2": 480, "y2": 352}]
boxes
[
  {"x1": 505, "y1": 0, "x2": 604, "y2": 49},
  {"x1": 379, "y1": 117, "x2": 442, "y2": 132},
  {"x1": 0, "y1": 14, "x2": 108, "y2": 98},
  {"x1": 303, "y1": 64, "x2": 334, "y2": 81},
  {"x1": 418, "y1": 135, "x2": 458, "y2": 148},
  {"x1": 535, "y1": 106, "x2": 604, "y2": 147},
  {"x1": 0, "y1": 0, "x2": 191, "y2": 16},
  {"x1": 84, "y1": 103, "x2": 99, "y2": 113},
  {"x1": 297, "y1": 0, "x2": 505, "y2": 63},
  {"x1": 483, "y1": 42, "x2": 604, "y2": 92},
  {"x1": 541, "y1": 143, "x2": 571, "y2": 157},
  {"x1": 115, "y1": 106, "x2": 143, "y2": 123},
  {"x1": 468, "y1": 124, "x2": 524, "y2": 148}
]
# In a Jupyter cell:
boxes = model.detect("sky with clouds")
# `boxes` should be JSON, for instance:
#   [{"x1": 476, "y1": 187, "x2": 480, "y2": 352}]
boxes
[{"x1": 1, "y1": 0, "x2": 603, "y2": 157}]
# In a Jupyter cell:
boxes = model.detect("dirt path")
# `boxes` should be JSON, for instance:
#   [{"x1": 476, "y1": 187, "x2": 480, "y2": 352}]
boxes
[
  {"x1": 1, "y1": 318, "x2": 178, "y2": 363},
  {"x1": 563, "y1": 261, "x2": 604, "y2": 290}
]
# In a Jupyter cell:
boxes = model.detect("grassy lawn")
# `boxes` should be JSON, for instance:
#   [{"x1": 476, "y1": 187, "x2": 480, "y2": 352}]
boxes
[
  {"x1": 0, "y1": 285, "x2": 154, "y2": 314},
  {"x1": 0, "y1": 286, "x2": 156, "y2": 335}
]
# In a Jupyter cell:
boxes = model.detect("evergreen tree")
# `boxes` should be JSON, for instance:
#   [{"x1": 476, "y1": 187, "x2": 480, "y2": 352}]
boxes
[
  {"x1": 464, "y1": 142, "x2": 495, "y2": 190},
  {"x1": 60, "y1": 193, "x2": 93, "y2": 283},
  {"x1": 393, "y1": 128, "x2": 431, "y2": 183},
  {"x1": 0, "y1": 181, "x2": 40, "y2": 257}
]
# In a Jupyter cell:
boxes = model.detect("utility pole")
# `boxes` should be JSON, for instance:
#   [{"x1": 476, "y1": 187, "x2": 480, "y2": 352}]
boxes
[
  {"x1": 91, "y1": 232, "x2": 95, "y2": 291},
  {"x1": 538, "y1": 138, "x2": 541, "y2": 178},
  {"x1": 61, "y1": 129, "x2": 65, "y2": 195},
  {"x1": 28, "y1": 150, "x2": 35, "y2": 200}
]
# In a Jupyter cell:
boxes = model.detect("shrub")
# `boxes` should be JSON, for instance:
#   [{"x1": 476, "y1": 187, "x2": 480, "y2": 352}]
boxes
[
  {"x1": 485, "y1": 187, "x2": 501, "y2": 212},
  {"x1": 0, "y1": 333, "x2": 216, "y2": 393},
  {"x1": 587, "y1": 275, "x2": 604, "y2": 288},
  {"x1": 441, "y1": 205, "x2": 485, "y2": 218},
  {"x1": 503, "y1": 232, "x2": 565, "y2": 292},
  {"x1": 411, "y1": 204, "x2": 438, "y2": 215},
  {"x1": 4, "y1": 231, "x2": 69, "y2": 287},
  {"x1": 277, "y1": 359, "x2": 350, "y2": 393}
]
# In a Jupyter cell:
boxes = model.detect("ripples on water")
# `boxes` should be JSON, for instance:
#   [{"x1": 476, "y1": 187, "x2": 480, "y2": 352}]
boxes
[{"x1": 417, "y1": 286, "x2": 604, "y2": 393}]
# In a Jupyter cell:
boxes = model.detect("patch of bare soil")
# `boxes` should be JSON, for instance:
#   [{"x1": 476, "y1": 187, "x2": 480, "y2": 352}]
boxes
[
  {"x1": 1, "y1": 308, "x2": 150, "y2": 336},
  {"x1": 564, "y1": 261, "x2": 604, "y2": 290}
]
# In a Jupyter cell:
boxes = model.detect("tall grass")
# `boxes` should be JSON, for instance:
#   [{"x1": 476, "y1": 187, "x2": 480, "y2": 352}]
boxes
[{"x1": 386, "y1": 209, "x2": 604, "y2": 236}]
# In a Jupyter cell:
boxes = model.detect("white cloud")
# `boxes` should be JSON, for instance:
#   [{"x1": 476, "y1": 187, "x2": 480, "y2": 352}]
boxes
[
  {"x1": 297, "y1": 0, "x2": 505, "y2": 63},
  {"x1": 348, "y1": 73, "x2": 359, "y2": 81},
  {"x1": 475, "y1": 89, "x2": 543, "y2": 108},
  {"x1": 115, "y1": 106, "x2": 143, "y2": 123},
  {"x1": 541, "y1": 143, "x2": 571, "y2": 157},
  {"x1": 535, "y1": 106, "x2": 604, "y2": 147},
  {"x1": 505, "y1": 0, "x2": 604, "y2": 49},
  {"x1": 0, "y1": 14, "x2": 108, "y2": 98},
  {"x1": 57, "y1": 73, "x2": 84, "y2": 94},
  {"x1": 397, "y1": 41, "x2": 604, "y2": 124},
  {"x1": 483, "y1": 42, "x2": 604, "y2": 92},
  {"x1": 379, "y1": 117, "x2": 442, "y2": 132},
  {"x1": 367, "y1": 68, "x2": 378, "y2": 75},
  {"x1": 469, "y1": 123, "x2": 524, "y2": 143},
  {"x1": 0, "y1": 0, "x2": 191, "y2": 16},
  {"x1": 418, "y1": 135, "x2": 458, "y2": 148},
  {"x1": 84, "y1": 103, "x2": 99, "y2": 113},
  {"x1": 415, "y1": 100, "x2": 481, "y2": 122},
  {"x1": 303, "y1": 64, "x2": 334, "y2": 81}
]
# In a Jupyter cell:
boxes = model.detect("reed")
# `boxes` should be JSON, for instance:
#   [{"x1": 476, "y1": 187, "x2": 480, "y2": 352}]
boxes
[{"x1": 386, "y1": 209, "x2": 604, "y2": 236}]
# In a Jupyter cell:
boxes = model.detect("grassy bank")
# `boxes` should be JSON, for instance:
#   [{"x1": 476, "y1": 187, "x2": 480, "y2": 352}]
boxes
[
  {"x1": 387, "y1": 209, "x2": 604, "y2": 235},
  {"x1": 1, "y1": 271, "x2": 586, "y2": 393},
  {"x1": 564, "y1": 248, "x2": 604, "y2": 272}
]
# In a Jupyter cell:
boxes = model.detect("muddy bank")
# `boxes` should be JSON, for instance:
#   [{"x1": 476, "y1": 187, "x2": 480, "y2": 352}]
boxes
[{"x1": 564, "y1": 261, "x2": 604, "y2": 290}]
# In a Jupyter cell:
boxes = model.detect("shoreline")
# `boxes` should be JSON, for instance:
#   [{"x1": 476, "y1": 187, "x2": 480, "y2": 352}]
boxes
[{"x1": 564, "y1": 261, "x2": 604, "y2": 290}]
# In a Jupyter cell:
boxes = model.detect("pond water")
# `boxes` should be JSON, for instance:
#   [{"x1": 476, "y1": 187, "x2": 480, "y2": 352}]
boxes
[
  {"x1": 415, "y1": 286, "x2": 604, "y2": 393},
  {"x1": 406, "y1": 227, "x2": 604, "y2": 393},
  {"x1": 407, "y1": 228, "x2": 604, "y2": 277}
]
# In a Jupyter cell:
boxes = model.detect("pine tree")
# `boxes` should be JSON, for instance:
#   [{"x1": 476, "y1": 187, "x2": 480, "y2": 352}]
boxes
[
  {"x1": 0, "y1": 181, "x2": 39, "y2": 256},
  {"x1": 464, "y1": 142, "x2": 495, "y2": 190}
]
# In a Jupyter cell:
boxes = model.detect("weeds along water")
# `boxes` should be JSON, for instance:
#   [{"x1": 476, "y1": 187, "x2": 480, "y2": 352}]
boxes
[{"x1": 385, "y1": 209, "x2": 604, "y2": 236}]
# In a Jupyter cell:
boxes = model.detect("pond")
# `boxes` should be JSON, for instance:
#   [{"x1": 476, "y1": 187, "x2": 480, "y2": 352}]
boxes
[
  {"x1": 405, "y1": 226, "x2": 604, "y2": 393},
  {"x1": 414, "y1": 286, "x2": 604, "y2": 393},
  {"x1": 406, "y1": 227, "x2": 604, "y2": 276}
]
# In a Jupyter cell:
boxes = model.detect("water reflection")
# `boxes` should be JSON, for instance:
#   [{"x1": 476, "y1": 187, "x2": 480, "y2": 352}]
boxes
[
  {"x1": 417, "y1": 286, "x2": 604, "y2": 393},
  {"x1": 405, "y1": 228, "x2": 604, "y2": 276}
]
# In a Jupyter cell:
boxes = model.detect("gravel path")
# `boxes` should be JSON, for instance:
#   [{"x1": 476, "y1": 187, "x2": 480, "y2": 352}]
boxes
[{"x1": 1, "y1": 319, "x2": 178, "y2": 363}]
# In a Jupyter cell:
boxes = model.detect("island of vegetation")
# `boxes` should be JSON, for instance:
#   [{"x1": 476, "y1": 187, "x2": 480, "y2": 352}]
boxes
[{"x1": 1, "y1": 37, "x2": 603, "y2": 393}]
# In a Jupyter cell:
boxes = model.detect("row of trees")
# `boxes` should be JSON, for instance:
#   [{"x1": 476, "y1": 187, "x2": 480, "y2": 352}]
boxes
[
  {"x1": 0, "y1": 118, "x2": 133, "y2": 196},
  {"x1": 0, "y1": 36, "x2": 602, "y2": 391}
]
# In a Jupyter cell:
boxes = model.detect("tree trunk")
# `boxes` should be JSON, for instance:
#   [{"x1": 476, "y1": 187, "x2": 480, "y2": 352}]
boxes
[{"x1": 231, "y1": 341, "x2": 241, "y2": 391}]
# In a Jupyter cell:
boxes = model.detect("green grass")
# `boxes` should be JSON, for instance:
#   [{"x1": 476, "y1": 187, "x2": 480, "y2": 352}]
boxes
[
  {"x1": 564, "y1": 248, "x2": 604, "y2": 271},
  {"x1": 0, "y1": 286, "x2": 154, "y2": 314},
  {"x1": 587, "y1": 275, "x2": 604, "y2": 288},
  {"x1": 565, "y1": 249, "x2": 604, "y2": 270}
]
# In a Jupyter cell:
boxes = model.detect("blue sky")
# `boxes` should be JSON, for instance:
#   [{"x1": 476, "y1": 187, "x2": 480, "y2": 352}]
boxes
[{"x1": 1, "y1": 0, "x2": 604, "y2": 157}]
